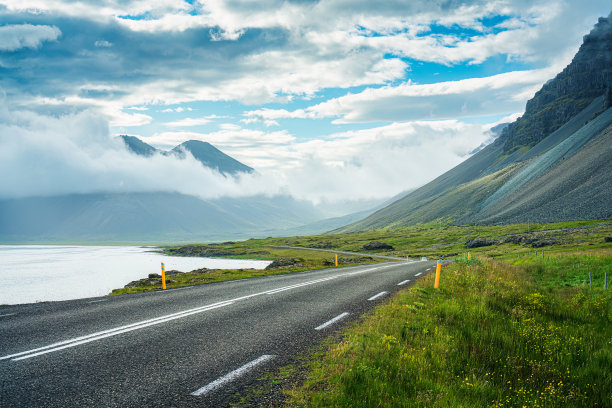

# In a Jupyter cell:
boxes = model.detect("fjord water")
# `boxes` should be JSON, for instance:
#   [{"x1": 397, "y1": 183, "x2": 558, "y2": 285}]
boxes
[{"x1": 0, "y1": 246, "x2": 271, "y2": 305}]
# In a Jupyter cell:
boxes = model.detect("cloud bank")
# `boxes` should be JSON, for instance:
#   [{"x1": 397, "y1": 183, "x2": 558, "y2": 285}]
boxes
[{"x1": 0, "y1": 103, "x2": 493, "y2": 203}]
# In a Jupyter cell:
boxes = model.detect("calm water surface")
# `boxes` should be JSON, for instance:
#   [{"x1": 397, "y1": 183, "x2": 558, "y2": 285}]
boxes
[{"x1": 0, "y1": 246, "x2": 271, "y2": 305}]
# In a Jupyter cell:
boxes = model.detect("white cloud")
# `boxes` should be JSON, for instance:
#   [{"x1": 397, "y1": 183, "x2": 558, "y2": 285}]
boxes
[
  {"x1": 94, "y1": 40, "x2": 112, "y2": 47},
  {"x1": 0, "y1": 24, "x2": 61, "y2": 51},
  {"x1": 163, "y1": 117, "x2": 211, "y2": 127},
  {"x1": 245, "y1": 67, "x2": 558, "y2": 124}
]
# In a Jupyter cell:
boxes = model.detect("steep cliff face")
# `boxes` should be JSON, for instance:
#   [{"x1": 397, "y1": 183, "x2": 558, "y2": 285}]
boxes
[{"x1": 500, "y1": 13, "x2": 612, "y2": 153}]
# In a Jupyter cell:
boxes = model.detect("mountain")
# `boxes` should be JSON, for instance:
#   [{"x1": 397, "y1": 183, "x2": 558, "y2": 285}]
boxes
[
  {"x1": 0, "y1": 193, "x2": 324, "y2": 243},
  {"x1": 336, "y1": 14, "x2": 612, "y2": 232},
  {"x1": 171, "y1": 140, "x2": 254, "y2": 175},
  {"x1": 119, "y1": 135, "x2": 157, "y2": 157},
  {"x1": 118, "y1": 136, "x2": 253, "y2": 175},
  {"x1": 500, "y1": 15, "x2": 612, "y2": 154}
]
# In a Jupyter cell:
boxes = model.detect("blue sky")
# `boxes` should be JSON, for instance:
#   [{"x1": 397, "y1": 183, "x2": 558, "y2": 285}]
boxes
[{"x1": 1, "y1": 0, "x2": 610, "y2": 204}]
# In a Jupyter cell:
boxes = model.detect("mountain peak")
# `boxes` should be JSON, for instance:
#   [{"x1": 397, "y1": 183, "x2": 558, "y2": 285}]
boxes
[
  {"x1": 171, "y1": 140, "x2": 254, "y2": 175},
  {"x1": 499, "y1": 12, "x2": 612, "y2": 154},
  {"x1": 119, "y1": 135, "x2": 157, "y2": 157},
  {"x1": 118, "y1": 136, "x2": 254, "y2": 175}
]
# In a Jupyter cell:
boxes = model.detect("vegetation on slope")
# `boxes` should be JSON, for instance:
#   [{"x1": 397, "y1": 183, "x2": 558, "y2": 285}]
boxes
[{"x1": 286, "y1": 253, "x2": 611, "y2": 407}]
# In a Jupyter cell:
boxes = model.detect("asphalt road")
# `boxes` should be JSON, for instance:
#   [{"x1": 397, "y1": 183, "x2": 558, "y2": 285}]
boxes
[{"x1": 0, "y1": 260, "x2": 439, "y2": 407}]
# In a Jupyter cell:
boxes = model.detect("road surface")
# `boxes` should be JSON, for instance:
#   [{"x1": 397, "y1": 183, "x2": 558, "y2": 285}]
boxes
[{"x1": 0, "y1": 260, "x2": 438, "y2": 407}]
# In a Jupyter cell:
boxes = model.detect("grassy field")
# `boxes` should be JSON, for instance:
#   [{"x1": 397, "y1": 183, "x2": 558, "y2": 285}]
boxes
[
  {"x1": 284, "y1": 251, "x2": 611, "y2": 407},
  {"x1": 109, "y1": 249, "x2": 383, "y2": 295},
  {"x1": 110, "y1": 220, "x2": 610, "y2": 295}
]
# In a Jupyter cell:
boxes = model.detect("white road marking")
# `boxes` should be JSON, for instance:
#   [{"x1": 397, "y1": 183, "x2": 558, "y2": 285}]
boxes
[
  {"x1": 191, "y1": 355, "x2": 276, "y2": 397},
  {"x1": 315, "y1": 312, "x2": 349, "y2": 331},
  {"x1": 0, "y1": 313, "x2": 17, "y2": 318},
  {"x1": 397, "y1": 280, "x2": 410, "y2": 286},
  {"x1": 4, "y1": 262, "x2": 408, "y2": 362},
  {"x1": 415, "y1": 272, "x2": 422, "y2": 276},
  {"x1": 367, "y1": 291, "x2": 388, "y2": 301},
  {"x1": 2, "y1": 301, "x2": 234, "y2": 361},
  {"x1": 87, "y1": 300, "x2": 107, "y2": 304},
  {"x1": 156, "y1": 286, "x2": 190, "y2": 293}
]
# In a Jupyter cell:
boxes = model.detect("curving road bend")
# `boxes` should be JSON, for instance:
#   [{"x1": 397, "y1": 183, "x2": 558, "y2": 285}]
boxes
[{"x1": 0, "y1": 260, "x2": 438, "y2": 407}]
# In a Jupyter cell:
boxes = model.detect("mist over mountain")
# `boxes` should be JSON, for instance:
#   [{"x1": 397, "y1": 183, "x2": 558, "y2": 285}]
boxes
[
  {"x1": 119, "y1": 136, "x2": 254, "y2": 175},
  {"x1": 119, "y1": 135, "x2": 157, "y2": 157},
  {"x1": 337, "y1": 14, "x2": 612, "y2": 232},
  {"x1": 171, "y1": 140, "x2": 254, "y2": 175},
  {"x1": 0, "y1": 135, "x2": 386, "y2": 243}
]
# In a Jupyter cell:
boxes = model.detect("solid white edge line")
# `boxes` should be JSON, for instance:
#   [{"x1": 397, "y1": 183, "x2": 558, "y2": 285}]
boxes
[
  {"x1": 367, "y1": 291, "x2": 388, "y2": 301},
  {"x1": 1, "y1": 300, "x2": 234, "y2": 361},
  {"x1": 87, "y1": 300, "x2": 107, "y2": 304},
  {"x1": 397, "y1": 280, "x2": 410, "y2": 286},
  {"x1": 11, "y1": 302, "x2": 235, "y2": 361},
  {"x1": 191, "y1": 355, "x2": 276, "y2": 397},
  {"x1": 315, "y1": 312, "x2": 349, "y2": 331}
]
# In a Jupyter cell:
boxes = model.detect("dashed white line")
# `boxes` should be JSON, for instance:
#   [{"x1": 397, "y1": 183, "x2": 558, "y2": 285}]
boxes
[
  {"x1": 0, "y1": 313, "x2": 17, "y2": 318},
  {"x1": 397, "y1": 280, "x2": 410, "y2": 286},
  {"x1": 315, "y1": 312, "x2": 349, "y2": 330},
  {"x1": 191, "y1": 355, "x2": 276, "y2": 397},
  {"x1": 367, "y1": 291, "x2": 388, "y2": 301},
  {"x1": 415, "y1": 272, "x2": 422, "y2": 276}
]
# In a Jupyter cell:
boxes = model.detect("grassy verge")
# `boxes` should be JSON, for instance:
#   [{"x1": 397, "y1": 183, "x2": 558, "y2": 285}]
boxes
[
  {"x1": 109, "y1": 252, "x2": 383, "y2": 295},
  {"x1": 285, "y1": 253, "x2": 611, "y2": 407}
]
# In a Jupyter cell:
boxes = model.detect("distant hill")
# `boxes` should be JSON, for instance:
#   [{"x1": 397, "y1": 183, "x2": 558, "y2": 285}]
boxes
[
  {"x1": 0, "y1": 193, "x2": 324, "y2": 243},
  {"x1": 336, "y1": 14, "x2": 612, "y2": 232},
  {"x1": 118, "y1": 136, "x2": 253, "y2": 175}
]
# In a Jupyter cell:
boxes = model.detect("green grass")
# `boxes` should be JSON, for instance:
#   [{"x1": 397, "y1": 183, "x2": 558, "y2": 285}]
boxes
[
  {"x1": 285, "y1": 253, "x2": 612, "y2": 407},
  {"x1": 109, "y1": 252, "x2": 383, "y2": 295},
  {"x1": 112, "y1": 220, "x2": 611, "y2": 295}
]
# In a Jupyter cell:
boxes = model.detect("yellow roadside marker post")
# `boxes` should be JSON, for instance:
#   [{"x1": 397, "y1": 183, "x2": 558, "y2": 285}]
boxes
[
  {"x1": 434, "y1": 260, "x2": 442, "y2": 289},
  {"x1": 161, "y1": 262, "x2": 166, "y2": 290},
  {"x1": 467, "y1": 252, "x2": 471, "y2": 260},
  {"x1": 406, "y1": 256, "x2": 409, "y2": 262},
  {"x1": 335, "y1": 254, "x2": 338, "y2": 267}
]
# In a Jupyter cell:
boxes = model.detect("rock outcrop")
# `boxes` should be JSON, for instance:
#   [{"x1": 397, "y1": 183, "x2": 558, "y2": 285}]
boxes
[{"x1": 500, "y1": 13, "x2": 612, "y2": 153}]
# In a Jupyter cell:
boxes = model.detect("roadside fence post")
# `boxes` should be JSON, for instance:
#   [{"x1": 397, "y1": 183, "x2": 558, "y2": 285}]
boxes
[
  {"x1": 161, "y1": 262, "x2": 166, "y2": 290},
  {"x1": 434, "y1": 260, "x2": 442, "y2": 289},
  {"x1": 589, "y1": 271, "x2": 592, "y2": 290}
]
